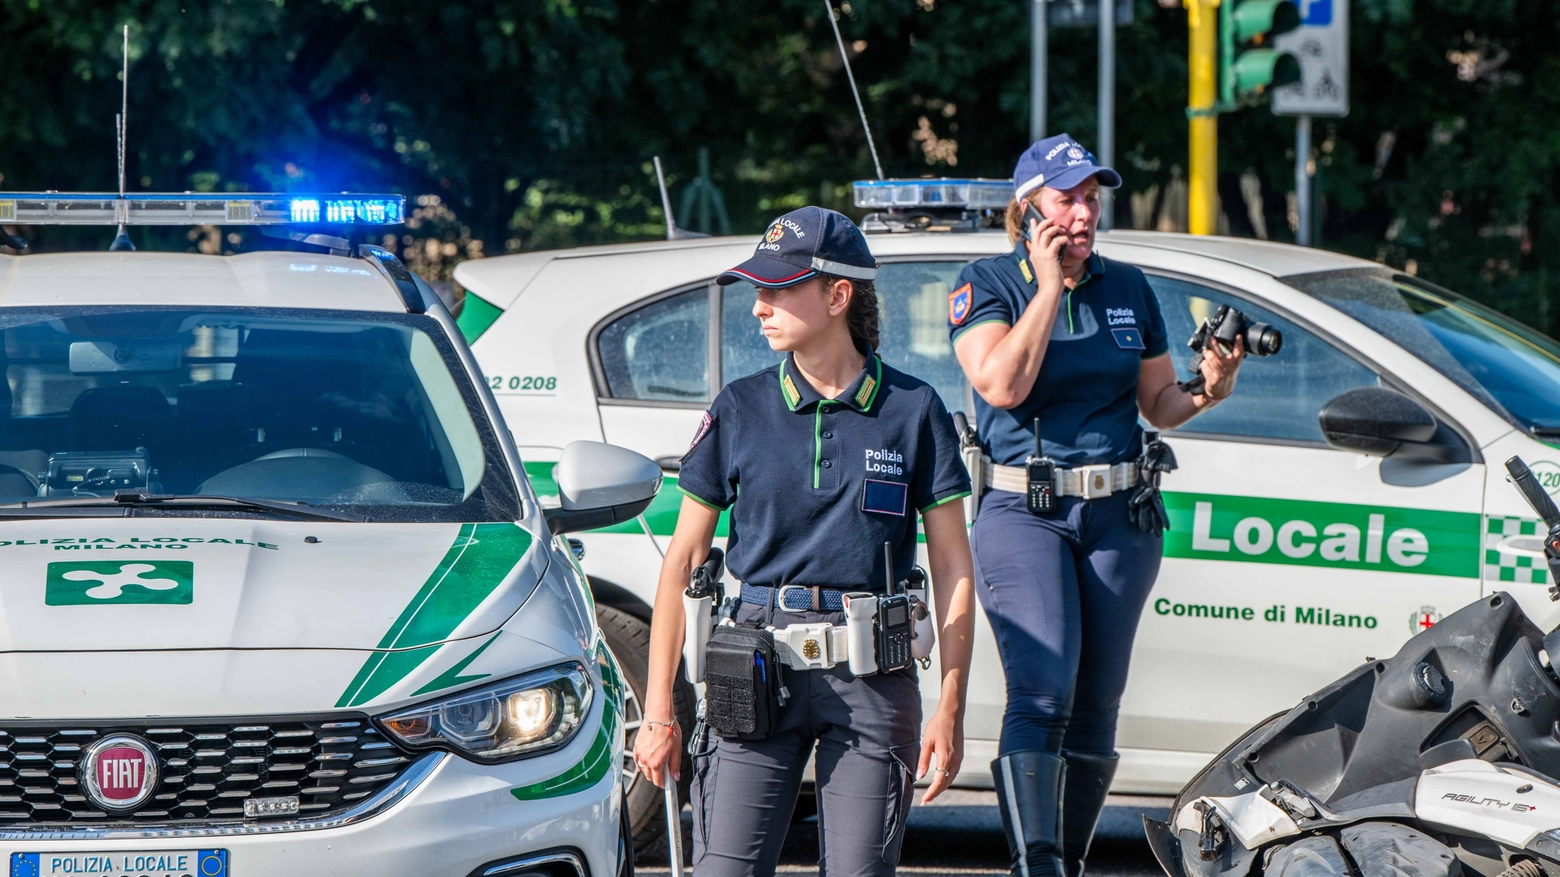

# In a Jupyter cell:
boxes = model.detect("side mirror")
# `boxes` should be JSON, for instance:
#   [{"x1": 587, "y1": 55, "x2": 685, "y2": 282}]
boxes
[
  {"x1": 542, "y1": 441, "x2": 663, "y2": 536},
  {"x1": 1319, "y1": 387, "x2": 1463, "y2": 463}
]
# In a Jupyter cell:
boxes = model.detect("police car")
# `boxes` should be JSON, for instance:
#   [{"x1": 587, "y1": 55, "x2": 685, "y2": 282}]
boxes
[
  {"x1": 455, "y1": 177, "x2": 1560, "y2": 836},
  {"x1": 0, "y1": 193, "x2": 656, "y2": 877}
]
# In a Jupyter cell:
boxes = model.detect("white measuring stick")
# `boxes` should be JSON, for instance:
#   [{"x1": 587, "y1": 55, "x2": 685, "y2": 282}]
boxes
[{"x1": 664, "y1": 759, "x2": 685, "y2": 877}]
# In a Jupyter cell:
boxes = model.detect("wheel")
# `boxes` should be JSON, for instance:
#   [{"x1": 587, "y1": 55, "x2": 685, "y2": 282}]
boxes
[{"x1": 596, "y1": 604, "x2": 696, "y2": 854}]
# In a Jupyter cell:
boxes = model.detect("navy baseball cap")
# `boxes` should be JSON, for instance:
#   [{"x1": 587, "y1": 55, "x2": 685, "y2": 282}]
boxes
[
  {"x1": 1013, "y1": 133, "x2": 1123, "y2": 201},
  {"x1": 717, "y1": 206, "x2": 878, "y2": 289}
]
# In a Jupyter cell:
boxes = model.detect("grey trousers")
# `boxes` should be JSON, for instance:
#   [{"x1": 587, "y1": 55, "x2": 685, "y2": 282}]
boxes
[{"x1": 691, "y1": 601, "x2": 923, "y2": 877}]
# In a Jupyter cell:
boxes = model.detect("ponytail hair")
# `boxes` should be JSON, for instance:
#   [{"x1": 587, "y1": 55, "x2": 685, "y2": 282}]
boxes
[{"x1": 820, "y1": 273, "x2": 881, "y2": 354}]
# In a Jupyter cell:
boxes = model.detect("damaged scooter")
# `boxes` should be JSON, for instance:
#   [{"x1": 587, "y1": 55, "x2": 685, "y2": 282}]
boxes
[{"x1": 1147, "y1": 457, "x2": 1560, "y2": 877}]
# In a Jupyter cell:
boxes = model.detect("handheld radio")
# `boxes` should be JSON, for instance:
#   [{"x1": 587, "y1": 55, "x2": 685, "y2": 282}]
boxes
[
  {"x1": 1026, "y1": 417, "x2": 1057, "y2": 515},
  {"x1": 874, "y1": 542, "x2": 913, "y2": 673}
]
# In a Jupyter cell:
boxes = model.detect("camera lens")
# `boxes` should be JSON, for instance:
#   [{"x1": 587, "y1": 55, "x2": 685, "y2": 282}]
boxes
[{"x1": 1245, "y1": 322, "x2": 1282, "y2": 357}]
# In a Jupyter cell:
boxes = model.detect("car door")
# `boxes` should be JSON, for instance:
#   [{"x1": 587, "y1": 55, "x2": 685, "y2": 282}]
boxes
[{"x1": 1126, "y1": 273, "x2": 1487, "y2": 758}]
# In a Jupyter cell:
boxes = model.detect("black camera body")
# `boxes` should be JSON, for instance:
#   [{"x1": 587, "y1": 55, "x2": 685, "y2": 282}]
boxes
[{"x1": 1179, "y1": 305, "x2": 1282, "y2": 395}]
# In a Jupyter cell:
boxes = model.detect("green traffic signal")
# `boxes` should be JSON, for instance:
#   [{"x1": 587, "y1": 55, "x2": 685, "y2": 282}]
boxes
[
  {"x1": 1221, "y1": 0, "x2": 1302, "y2": 104},
  {"x1": 1231, "y1": 0, "x2": 1300, "y2": 45},
  {"x1": 1230, "y1": 48, "x2": 1302, "y2": 97}
]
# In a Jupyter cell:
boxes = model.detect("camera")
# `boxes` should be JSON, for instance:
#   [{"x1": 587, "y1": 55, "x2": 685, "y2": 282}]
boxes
[{"x1": 1178, "y1": 305, "x2": 1282, "y2": 395}]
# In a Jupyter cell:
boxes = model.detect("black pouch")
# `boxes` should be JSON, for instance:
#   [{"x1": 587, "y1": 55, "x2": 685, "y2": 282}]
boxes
[{"x1": 703, "y1": 624, "x2": 784, "y2": 741}]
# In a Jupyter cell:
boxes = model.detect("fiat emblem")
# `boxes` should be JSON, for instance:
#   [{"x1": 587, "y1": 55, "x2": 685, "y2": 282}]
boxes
[{"x1": 81, "y1": 735, "x2": 159, "y2": 812}]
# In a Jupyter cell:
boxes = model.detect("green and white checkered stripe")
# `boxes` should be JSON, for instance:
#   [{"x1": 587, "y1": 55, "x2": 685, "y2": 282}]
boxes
[{"x1": 1485, "y1": 515, "x2": 1549, "y2": 585}]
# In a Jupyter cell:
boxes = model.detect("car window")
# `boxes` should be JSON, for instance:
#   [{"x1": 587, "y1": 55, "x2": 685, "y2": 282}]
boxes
[
  {"x1": 597, "y1": 288, "x2": 710, "y2": 403},
  {"x1": 1284, "y1": 268, "x2": 1560, "y2": 437},
  {"x1": 1148, "y1": 276, "x2": 1377, "y2": 443},
  {"x1": 719, "y1": 263, "x2": 974, "y2": 415},
  {"x1": 875, "y1": 262, "x2": 972, "y2": 416},
  {"x1": 720, "y1": 281, "x2": 779, "y2": 385},
  {"x1": 0, "y1": 307, "x2": 520, "y2": 521}
]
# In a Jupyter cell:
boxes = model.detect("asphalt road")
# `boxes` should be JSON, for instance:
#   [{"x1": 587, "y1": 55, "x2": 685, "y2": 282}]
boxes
[{"x1": 637, "y1": 791, "x2": 1172, "y2": 877}]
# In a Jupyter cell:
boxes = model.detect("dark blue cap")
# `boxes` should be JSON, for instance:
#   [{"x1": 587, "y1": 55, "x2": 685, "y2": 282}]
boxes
[
  {"x1": 717, "y1": 206, "x2": 878, "y2": 289},
  {"x1": 1013, "y1": 134, "x2": 1123, "y2": 201}
]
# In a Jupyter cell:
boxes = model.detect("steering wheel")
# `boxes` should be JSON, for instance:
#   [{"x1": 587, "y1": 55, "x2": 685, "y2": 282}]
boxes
[{"x1": 0, "y1": 463, "x2": 40, "y2": 492}]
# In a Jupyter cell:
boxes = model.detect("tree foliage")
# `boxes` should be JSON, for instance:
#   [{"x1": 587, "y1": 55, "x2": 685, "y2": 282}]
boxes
[{"x1": 0, "y1": 0, "x2": 1556, "y2": 330}]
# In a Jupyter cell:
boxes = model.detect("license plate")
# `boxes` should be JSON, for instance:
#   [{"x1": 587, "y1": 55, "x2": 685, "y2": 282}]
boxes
[{"x1": 9, "y1": 850, "x2": 228, "y2": 877}]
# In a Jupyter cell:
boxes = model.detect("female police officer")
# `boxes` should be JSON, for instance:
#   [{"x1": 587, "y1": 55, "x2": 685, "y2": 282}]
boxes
[
  {"x1": 949, "y1": 135, "x2": 1245, "y2": 877},
  {"x1": 634, "y1": 206, "x2": 978, "y2": 877}
]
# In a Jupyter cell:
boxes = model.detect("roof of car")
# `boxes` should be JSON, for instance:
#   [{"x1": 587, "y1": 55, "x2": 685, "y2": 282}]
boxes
[
  {"x1": 453, "y1": 229, "x2": 1378, "y2": 299},
  {"x1": 0, "y1": 251, "x2": 407, "y2": 312}
]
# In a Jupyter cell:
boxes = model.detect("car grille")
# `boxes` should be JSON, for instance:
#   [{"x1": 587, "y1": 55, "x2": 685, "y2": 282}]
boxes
[{"x1": 0, "y1": 716, "x2": 414, "y2": 826}]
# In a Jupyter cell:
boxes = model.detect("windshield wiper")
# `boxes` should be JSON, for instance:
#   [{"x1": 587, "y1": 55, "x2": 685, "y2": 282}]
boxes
[{"x1": 0, "y1": 492, "x2": 368, "y2": 522}]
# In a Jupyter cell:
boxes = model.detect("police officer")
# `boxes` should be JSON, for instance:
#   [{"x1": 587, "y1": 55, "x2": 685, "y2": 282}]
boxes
[
  {"x1": 634, "y1": 206, "x2": 978, "y2": 877},
  {"x1": 948, "y1": 136, "x2": 1245, "y2": 877}
]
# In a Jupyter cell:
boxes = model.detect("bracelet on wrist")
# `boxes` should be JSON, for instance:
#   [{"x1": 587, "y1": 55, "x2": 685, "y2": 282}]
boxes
[{"x1": 644, "y1": 719, "x2": 679, "y2": 734}]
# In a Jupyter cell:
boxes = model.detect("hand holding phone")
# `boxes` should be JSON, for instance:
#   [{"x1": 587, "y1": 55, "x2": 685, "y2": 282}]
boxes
[{"x1": 1020, "y1": 201, "x2": 1065, "y2": 263}]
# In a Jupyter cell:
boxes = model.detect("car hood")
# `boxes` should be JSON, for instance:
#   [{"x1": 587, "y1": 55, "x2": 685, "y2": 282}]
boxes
[{"x1": 0, "y1": 518, "x2": 546, "y2": 652}]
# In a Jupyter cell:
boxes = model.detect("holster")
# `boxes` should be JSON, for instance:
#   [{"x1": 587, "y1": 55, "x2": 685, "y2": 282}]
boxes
[{"x1": 703, "y1": 624, "x2": 785, "y2": 741}]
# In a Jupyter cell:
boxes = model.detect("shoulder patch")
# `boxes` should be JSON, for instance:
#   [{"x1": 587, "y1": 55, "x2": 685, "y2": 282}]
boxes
[
  {"x1": 949, "y1": 282, "x2": 973, "y2": 326},
  {"x1": 679, "y1": 410, "x2": 714, "y2": 463},
  {"x1": 1017, "y1": 258, "x2": 1034, "y2": 284}
]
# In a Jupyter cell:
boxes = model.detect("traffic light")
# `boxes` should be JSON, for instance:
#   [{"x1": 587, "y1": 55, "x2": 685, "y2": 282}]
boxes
[{"x1": 1221, "y1": 0, "x2": 1302, "y2": 103}]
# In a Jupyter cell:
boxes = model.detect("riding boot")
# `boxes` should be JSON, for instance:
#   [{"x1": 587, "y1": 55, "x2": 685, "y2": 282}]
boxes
[
  {"x1": 1060, "y1": 751, "x2": 1119, "y2": 877},
  {"x1": 992, "y1": 751, "x2": 1066, "y2": 877}
]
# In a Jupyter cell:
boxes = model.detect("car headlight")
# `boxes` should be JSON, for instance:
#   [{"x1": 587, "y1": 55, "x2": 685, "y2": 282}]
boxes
[{"x1": 377, "y1": 662, "x2": 593, "y2": 763}]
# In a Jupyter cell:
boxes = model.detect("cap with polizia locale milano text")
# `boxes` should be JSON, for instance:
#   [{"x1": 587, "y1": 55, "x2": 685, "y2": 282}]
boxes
[
  {"x1": 1013, "y1": 134, "x2": 1123, "y2": 202},
  {"x1": 717, "y1": 206, "x2": 878, "y2": 289}
]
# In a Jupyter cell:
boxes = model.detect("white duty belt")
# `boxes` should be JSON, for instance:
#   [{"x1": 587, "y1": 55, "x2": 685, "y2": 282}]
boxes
[{"x1": 982, "y1": 458, "x2": 1139, "y2": 499}]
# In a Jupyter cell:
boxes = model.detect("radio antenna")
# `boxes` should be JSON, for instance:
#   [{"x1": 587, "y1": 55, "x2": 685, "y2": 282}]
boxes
[
  {"x1": 823, "y1": 0, "x2": 883, "y2": 181},
  {"x1": 651, "y1": 155, "x2": 710, "y2": 241},
  {"x1": 109, "y1": 24, "x2": 134, "y2": 252}
]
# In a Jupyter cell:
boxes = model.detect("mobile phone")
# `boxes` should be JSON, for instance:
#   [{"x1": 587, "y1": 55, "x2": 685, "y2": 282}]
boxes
[{"x1": 1020, "y1": 201, "x2": 1064, "y2": 262}]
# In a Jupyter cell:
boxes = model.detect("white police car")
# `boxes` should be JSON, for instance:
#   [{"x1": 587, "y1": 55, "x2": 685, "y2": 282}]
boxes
[
  {"x1": 454, "y1": 177, "x2": 1560, "y2": 829},
  {"x1": 0, "y1": 193, "x2": 656, "y2": 877}
]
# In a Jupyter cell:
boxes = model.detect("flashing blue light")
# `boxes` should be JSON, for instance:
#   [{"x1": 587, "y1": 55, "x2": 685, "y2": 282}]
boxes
[
  {"x1": 290, "y1": 199, "x2": 321, "y2": 223},
  {"x1": 0, "y1": 193, "x2": 405, "y2": 226},
  {"x1": 853, "y1": 178, "x2": 1011, "y2": 210}
]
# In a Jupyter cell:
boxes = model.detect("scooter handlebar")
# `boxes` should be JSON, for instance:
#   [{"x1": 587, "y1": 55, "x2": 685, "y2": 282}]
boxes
[{"x1": 1507, "y1": 456, "x2": 1560, "y2": 529}]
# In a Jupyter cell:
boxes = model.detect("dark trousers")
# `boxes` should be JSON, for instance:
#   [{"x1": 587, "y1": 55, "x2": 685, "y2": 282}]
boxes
[
  {"x1": 971, "y1": 488, "x2": 1162, "y2": 756},
  {"x1": 691, "y1": 601, "x2": 922, "y2": 877}
]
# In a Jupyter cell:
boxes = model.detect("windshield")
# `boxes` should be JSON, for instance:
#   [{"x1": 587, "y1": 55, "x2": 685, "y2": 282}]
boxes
[
  {"x1": 1283, "y1": 268, "x2": 1560, "y2": 437},
  {"x1": 0, "y1": 307, "x2": 520, "y2": 521}
]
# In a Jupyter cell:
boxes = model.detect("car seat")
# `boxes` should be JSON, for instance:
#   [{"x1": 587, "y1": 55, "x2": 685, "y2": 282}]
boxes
[{"x1": 67, "y1": 385, "x2": 173, "y2": 453}]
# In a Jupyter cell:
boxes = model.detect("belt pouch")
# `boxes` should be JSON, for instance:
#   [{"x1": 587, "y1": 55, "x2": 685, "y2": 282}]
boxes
[{"x1": 703, "y1": 624, "x2": 783, "y2": 741}]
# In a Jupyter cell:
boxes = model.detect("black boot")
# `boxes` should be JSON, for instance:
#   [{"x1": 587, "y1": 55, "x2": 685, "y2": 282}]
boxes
[
  {"x1": 992, "y1": 751, "x2": 1066, "y2": 877},
  {"x1": 1060, "y1": 751, "x2": 1119, "y2": 877}
]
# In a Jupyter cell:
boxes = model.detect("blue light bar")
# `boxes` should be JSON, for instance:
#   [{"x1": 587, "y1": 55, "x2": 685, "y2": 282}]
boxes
[
  {"x1": 853, "y1": 178, "x2": 1012, "y2": 210},
  {"x1": 0, "y1": 193, "x2": 404, "y2": 226}
]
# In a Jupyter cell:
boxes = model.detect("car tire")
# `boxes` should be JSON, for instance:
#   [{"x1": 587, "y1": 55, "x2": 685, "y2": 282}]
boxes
[{"x1": 596, "y1": 604, "x2": 696, "y2": 855}]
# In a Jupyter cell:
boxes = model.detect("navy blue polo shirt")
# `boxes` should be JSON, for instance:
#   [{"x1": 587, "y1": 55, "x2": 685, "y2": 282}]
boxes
[
  {"x1": 948, "y1": 247, "x2": 1169, "y2": 467},
  {"x1": 677, "y1": 353, "x2": 970, "y2": 590}
]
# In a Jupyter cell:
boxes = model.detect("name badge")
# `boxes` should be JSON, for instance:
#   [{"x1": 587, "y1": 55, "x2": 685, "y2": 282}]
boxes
[
  {"x1": 860, "y1": 479, "x2": 908, "y2": 517},
  {"x1": 1111, "y1": 327, "x2": 1145, "y2": 350}
]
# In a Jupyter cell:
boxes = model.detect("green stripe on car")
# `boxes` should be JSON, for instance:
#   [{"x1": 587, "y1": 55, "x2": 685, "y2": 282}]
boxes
[
  {"x1": 511, "y1": 636, "x2": 624, "y2": 801},
  {"x1": 337, "y1": 523, "x2": 535, "y2": 707}
]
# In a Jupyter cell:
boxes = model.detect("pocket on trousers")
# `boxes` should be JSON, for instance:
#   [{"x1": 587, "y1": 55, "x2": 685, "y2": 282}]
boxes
[
  {"x1": 880, "y1": 742, "x2": 919, "y2": 866},
  {"x1": 690, "y1": 731, "x2": 720, "y2": 859}
]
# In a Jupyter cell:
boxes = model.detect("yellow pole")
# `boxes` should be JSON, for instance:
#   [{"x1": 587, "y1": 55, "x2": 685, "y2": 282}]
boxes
[{"x1": 1187, "y1": 0, "x2": 1219, "y2": 235}]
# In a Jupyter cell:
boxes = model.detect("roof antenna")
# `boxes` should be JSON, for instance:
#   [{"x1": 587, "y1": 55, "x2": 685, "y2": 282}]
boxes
[
  {"x1": 653, "y1": 156, "x2": 709, "y2": 241},
  {"x1": 823, "y1": 0, "x2": 883, "y2": 180},
  {"x1": 109, "y1": 24, "x2": 134, "y2": 253}
]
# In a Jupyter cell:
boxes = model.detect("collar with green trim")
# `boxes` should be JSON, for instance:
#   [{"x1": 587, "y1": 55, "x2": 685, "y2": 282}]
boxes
[
  {"x1": 778, "y1": 352, "x2": 883, "y2": 413},
  {"x1": 1007, "y1": 245, "x2": 1106, "y2": 289}
]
